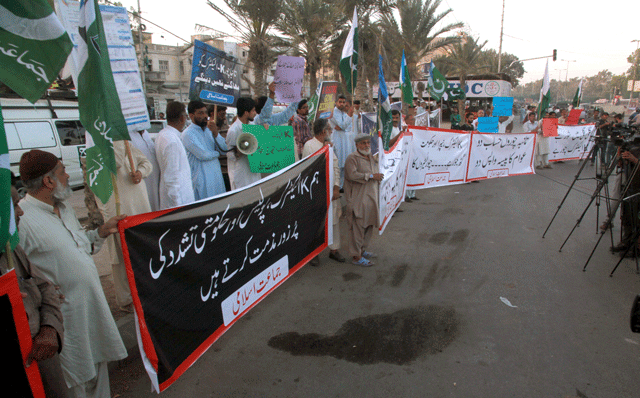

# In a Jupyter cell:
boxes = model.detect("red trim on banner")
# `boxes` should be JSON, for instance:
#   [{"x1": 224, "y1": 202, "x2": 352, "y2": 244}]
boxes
[
  {"x1": 119, "y1": 148, "x2": 332, "y2": 392},
  {"x1": 530, "y1": 133, "x2": 537, "y2": 170},
  {"x1": 0, "y1": 271, "x2": 45, "y2": 398}
]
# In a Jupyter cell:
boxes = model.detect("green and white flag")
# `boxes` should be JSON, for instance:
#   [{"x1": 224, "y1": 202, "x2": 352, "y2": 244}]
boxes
[
  {"x1": 427, "y1": 62, "x2": 448, "y2": 101},
  {"x1": 307, "y1": 82, "x2": 321, "y2": 123},
  {"x1": 0, "y1": 106, "x2": 18, "y2": 254},
  {"x1": 400, "y1": 50, "x2": 413, "y2": 105},
  {"x1": 77, "y1": 0, "x2": 130, "y2": 202},
  {"x1": 84, "y1": 133, "x2": 113, "y2": 205},
  {"x1": 0, "y1": 0, "x2": 73, "y2": 103},
  {"x1": 339, "y1": 7, "x2": 358, "y2": 95},
  {"x1": 538, "y1": 60, "x2": 551, "y2": 119},
  {"x1": 572, "y1": 79, "x2": 583, "y2": 108}
]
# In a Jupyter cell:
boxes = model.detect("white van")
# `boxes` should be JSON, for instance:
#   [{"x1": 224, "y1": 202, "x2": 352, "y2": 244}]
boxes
[{"x1": 1, "y1": 97, "x2": 87, "y2": 190}]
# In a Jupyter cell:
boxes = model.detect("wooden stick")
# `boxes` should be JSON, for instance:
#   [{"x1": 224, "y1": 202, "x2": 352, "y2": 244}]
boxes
[
  {"x1": 5, "y1": 241, "x2": 14, "y2": 270},
  {"x1": 124, "y1": 140, "x2": 135, "y2": 174},
  {"x1": 112, "y1": 173, "x2": 121, "y2": 216}
]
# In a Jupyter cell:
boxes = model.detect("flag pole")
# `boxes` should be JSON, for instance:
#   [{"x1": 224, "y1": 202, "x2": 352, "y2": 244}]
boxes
[
  {"x1": 111, "y1": 173, "x2": 121, "y2": 216},
  {"x1": 5, "y1": 242, "x2": 14, "y2": 270}
]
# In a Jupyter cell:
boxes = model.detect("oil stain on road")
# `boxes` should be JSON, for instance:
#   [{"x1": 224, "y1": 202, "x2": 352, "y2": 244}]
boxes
[{"x1": 268, "y1": 306, "x2": 458, "y2": 365}]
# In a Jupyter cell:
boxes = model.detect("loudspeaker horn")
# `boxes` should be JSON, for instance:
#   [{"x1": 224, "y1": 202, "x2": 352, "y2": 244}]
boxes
[{"x1": 236, "y1": 132, "x2": 258, "y2": 155}]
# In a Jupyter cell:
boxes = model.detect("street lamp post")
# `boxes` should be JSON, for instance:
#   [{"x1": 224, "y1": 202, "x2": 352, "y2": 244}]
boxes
[{"x1": 560, "y1": 59, "x2": 576, "y2": 81}]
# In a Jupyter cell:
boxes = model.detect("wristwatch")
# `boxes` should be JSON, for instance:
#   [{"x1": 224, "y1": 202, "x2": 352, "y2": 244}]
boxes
[{"x1": 369, "y1": 173, "x2": 374, "y2": 179}]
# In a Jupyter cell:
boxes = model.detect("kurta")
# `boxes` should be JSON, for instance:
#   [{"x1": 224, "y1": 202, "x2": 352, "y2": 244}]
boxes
[
  {"x1": 130, "y1": 130, "x2": 161, "y2": 211},
  {"x1": 498, "y1": 115, "x2": 515, "y2": 134},
  {"x1": 254, "y1": 97, "x2": 298, "y2": 126},
  {"x1": 18, "y1": 195, "x2": 127, "y2": 388},
  {"x1": 303, "y1": 138, "x2": 342, "y2": 224},
  {"x1": 330, "y1": 107, "x2": 355, "y2": 170},
  {"x1": 344, "y1": 151, "x2": 379, "y2": 228},
  {"x1": 525, "y1": 120, "x2": 550, "y2": 155},
  {"x1": 156, "y1": 125, "x2": 195, "y2": 209},
  {"x1": 181, "y1": 123, "x2": 227, "y2": 200},
  {"x1": 226, "y1": 119, "x2": 262, "y2": 190}
]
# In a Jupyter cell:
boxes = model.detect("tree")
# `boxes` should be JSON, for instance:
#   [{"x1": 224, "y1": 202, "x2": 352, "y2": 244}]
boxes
[
  {"x1": 439, "y1": 36, "x2": 487, "y2": 115},
  {"x1": 478, "y1": 49, "x2": 524, "y2": 87},
  {"x1": 208, "y1": 0, "x2": 282, "y2": 96},
  {"x1": 380, "y1": 0, "x2": 462, "y2": 80},
  {"x1": 274, "y1": 0, "x2": 338, "y2": 92}
]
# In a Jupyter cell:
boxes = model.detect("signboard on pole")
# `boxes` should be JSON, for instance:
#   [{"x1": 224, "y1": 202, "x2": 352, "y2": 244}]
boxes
[{"x1": 189, "y1": 40, "x2": 242, "y2": 107}]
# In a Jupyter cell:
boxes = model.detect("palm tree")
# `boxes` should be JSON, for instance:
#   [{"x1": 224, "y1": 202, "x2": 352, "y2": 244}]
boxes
[
  {"x1": 439, "y1": 36, "x2": 487, "y2": 115},
  {"x1": 274, "y1": 0, "x2": 338, "y2": 92},
  {"x1": 207, "y1": 0, "x2": 282, "y2": 96},
  {"x1": 479, "y1": 49, "x2": 525, "y2": 87},
  {"x1": 380, "y1": 0, "x2": 463, "y2": 79}
]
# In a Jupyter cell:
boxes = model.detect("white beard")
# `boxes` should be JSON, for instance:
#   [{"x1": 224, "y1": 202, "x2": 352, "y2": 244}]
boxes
[
  {"x1": 53, "y1": 177, "x2": 72, "y2": 203},
  {"x1": 358, "y1": 149, "x2": 371, "y2": 156}
]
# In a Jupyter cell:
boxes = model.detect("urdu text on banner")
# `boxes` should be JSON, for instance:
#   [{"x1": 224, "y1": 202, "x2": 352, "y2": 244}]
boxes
[
  {"x1": 548, "y1": 124, "x2": 596, "y2": 162},
  {"x1": 378, "y1": 132, "x2": 413, "y2": 234},
  {"x1": 119, "y1": 148, "x2": 331, "y2": 392}
]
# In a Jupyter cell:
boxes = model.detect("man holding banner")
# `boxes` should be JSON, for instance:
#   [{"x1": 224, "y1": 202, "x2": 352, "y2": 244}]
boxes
[
  {"x1": 344, "y1": 134, "x2": 383, "y2": 267},
  {"x1": 226, "y1": 97, "x2": 260, "y2": 190}
]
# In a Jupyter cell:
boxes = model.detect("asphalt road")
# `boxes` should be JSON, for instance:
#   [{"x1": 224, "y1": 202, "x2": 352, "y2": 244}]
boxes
[{"x1": 119, "y1": 161, "x2": 640, "y2": 398}]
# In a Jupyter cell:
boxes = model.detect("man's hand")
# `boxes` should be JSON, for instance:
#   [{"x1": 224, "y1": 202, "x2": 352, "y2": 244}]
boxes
[
  {"x1": 372, "y1": 173, "x2": 384, "y2": 181},
  {"x1": 130, "y1": 170, "x2": 143, "y2": 184},
  {"x1": 332, "y1": 186, "x2": 341, "y2": 201},
  {"x1": 207, "y1": 119, "x2": 219, "y2": 137},
  {"x1": 622, "y1": 150, "x2": 638, "y2": 164},
  {"x1": 25, "y1": 326, "x2": 58, "y2": 367},
  {"x1": 98, "y1": 214, "x2": 128, "y2": 238},
  {"x1": 268, "y1": 82, "x2": 276, "y2": 99}
]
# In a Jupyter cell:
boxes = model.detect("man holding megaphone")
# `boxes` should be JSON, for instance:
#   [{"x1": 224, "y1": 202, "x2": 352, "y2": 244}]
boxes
[{"x1": 225, "y1": 97, "x2": 261, "y2": 190}]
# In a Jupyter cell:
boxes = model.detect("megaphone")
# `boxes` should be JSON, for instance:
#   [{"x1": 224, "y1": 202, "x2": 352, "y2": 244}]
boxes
[{"x1": 236, "y1": 132, "x2": 258, "y2": 155}]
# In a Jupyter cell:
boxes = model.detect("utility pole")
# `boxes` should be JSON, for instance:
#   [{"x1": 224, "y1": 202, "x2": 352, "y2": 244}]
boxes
[
  {"x1": 497, "y1": 0, "x2": 505, "y2": 73},
  {"x1": 137, "y1": 0, "x2": 146, "y2": 94},
  {"x1": 561, "y1": 59, "x2": 576, "y2": 81}
]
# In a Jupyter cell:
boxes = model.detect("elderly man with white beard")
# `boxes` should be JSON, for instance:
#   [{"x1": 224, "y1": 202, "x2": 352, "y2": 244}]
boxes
[
  {"x1": 344, "y1": 133, "x2": 384, "y2": 267},
  {"x1": 18, "y1": 150, "x2": 128, "y2": 398}
]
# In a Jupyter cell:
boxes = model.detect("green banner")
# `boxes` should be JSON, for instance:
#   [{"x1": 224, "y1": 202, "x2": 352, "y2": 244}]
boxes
[{"x1": 244, "y1": 125, "x2": 296, "y2": 173}]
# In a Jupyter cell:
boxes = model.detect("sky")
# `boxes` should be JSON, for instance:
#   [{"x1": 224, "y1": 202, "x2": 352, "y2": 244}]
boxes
[{"x1": 116, "y1": 0, "x2": 640, "y2": 84}]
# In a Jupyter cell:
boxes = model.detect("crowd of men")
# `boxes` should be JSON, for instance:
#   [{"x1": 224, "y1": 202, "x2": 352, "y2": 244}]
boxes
[{"x1": 11, "y1": 76, "x2": 640, "y2": 396}]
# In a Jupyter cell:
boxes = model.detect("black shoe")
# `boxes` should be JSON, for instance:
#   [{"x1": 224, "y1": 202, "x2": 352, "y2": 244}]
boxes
[
  {"x1": 411, "y1": 196, "x2": 420, "y2": 200},
  {"x1": 329, "y1": 251, "x2": 346, "y2": 263},
  {"x1": 339, "y1": 188, "x2": 344, "y2": 193},
  {"x1": 395, "y1": 208, "x2": 404, "y2": 212},
  {"x1": 405, "y1": 198, "x2": 413, "y2": 203},
  {"x1": 309, "y1": 256, "x2": 320, "y2": 266},
  {"x1": 611, "y1": 244, "x2": 629, "y2": 253}
]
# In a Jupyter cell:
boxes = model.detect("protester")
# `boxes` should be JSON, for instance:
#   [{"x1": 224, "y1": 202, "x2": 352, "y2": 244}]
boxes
[
  {"x1": 254, "y1": 82, "x2": 299, "y2": 126},
  {"x1": 292, "y1": 99, "x2": 313, "y2": 160},
  {"x1": 0, "y1": 187, "x2": 67, "y2": 397},
  {"x1": 155, "y1": 101, "x2": 195, "y2": 209},
  {"x1": 389, "y1": 109, "x2": 402, "y2": 147},
  {"x1": 182, "y1": 100, "x2": 227, "y2": 200},
  {"x1": 344, "y1": 133, "x2": 383, "y2": 267},
  {"x1": 17, "y1": 150, "x2": 127, "y2": 397},
  {"x1": 226, "y1": 97, "x2": 261, "y2": 190},
  {"x1": 157, "y1": 112, "x2": 165, "y2": 120},
  {"x1": 302, "y1": 118, "x2": 345, "y2": 264},
  {"x1": 611, "y1": 146, "x2": 640, "y2": 257},
  {"x1": 207, "y1": 105, "x2": 231, "y2": 192},
  {"x1": 129, "y1": 130, "x2": 161, "y2": 212},
  {"x1": 497, "y1": 114, "x2": 515, "y2": 134},
  {"x1": 459, "y1": 112, "x2": 475, "y2": 131},
  {"x1": 524, "y1": 113, "x2": 550, "y2": 169},
  {"x1": 558, "y1": 108, "x2": 568, "y2": 124},
  {"x1": 352, "y1": 99, "x2": 362, "y2": 135},
  {"x1": 331, "y1": 94, "x2": 354, "y2": 187},
  {"x1": 472, "y1": 109, "x2": 485, "y2": 130},
  {"x1": 450, "y1": 107, "x2": 461, "y2": 129},
  {"x1": 96, "y1": 140, "x2": 152, "y2": 311}
]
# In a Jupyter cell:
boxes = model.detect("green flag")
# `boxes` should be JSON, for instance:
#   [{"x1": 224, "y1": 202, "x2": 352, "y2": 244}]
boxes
[
  {"x1": 445, "y1": 86, "x2": 466, "y2": 101},
  {"x1": 77, "y1": 0, "x2": 130, "y2": 202},
  {"x1": 400, "y1": 50, "x2": 413, "y2": 105},
  {"x1": 339, "y1": 7, "x2": 358, "y2": 95},
  {"x1": 427, "y1": 62, "x2": 448, "y2": 101},
  {"x1": 538, "y1": 60, "x2": 551, "y2": 119},
  {"x1": 0, "y1": 0, "x2": 73, "y2": 103},
  {"x1": 0, "y1": 105, "x2": 18, "y2": 254},
  {"x1": 572, "y1": 79, "x2": 583, "y2": 108},
  {"x1": 84, "y1": 133, "x2": 113, "y2": 205},
  {"x1": 378, "y1": 55, "x2": 393, "y2": 150},
  {"x1": 307, "y1": 83, "x2": 320, "y2": 123}
]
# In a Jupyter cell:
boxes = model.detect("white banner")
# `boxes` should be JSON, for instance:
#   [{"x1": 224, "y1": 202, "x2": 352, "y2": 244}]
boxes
[
  {"x1": 548, "y1": 124, "x2": 596, "y2": 161},
  {"x1": 406, "y1": 127, "x2": 470, "y2": 189},
  {"x1": 467, "y1": 133, "x2": 536, "y2": 180},
  {"x1": 378, "y1": 132, "x2": 413, "y2": 234}
]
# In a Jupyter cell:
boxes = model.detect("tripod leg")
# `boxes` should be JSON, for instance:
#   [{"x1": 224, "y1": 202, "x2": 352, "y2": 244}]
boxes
[{"x1": 542, "y1": 141, "x2": 597, "y2": 239}]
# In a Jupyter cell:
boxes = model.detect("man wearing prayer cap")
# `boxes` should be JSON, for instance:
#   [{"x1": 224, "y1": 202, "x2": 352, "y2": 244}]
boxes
[
  {"x1": 343, "y1": 133, "x2": 383, "y2": 267},
  {"x1": 18, "y1": 149, "x2": 128, "y2": 397}
]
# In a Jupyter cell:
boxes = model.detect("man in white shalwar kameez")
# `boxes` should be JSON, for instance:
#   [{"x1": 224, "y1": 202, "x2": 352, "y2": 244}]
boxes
[
  {"x1": 155, "y1": 101, "x2": 195, "y2": 209},
  {"x1": 303, "y1": 118, "x2": 346, "y2": 264},
  {"x1": 130, "y1": 129, "x2": 161, "y2": 211},
  {"x1": 330, "y1": 94, "x2": 354, "y2": 187},
  {"x1": 17, "y1": 150, "x2": 127, "y2": 398},
  {"x1": 226, "y1": 97, "x2": 260, "y2": 190},
  {"x1": 96, "y1": 140, "x2": 152, "y2": 309}
]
